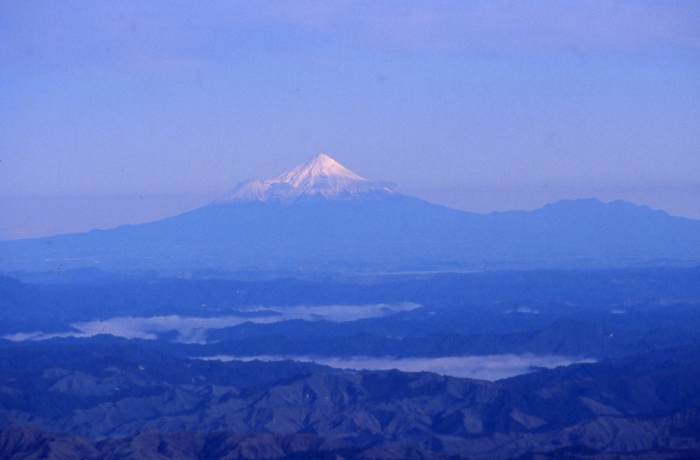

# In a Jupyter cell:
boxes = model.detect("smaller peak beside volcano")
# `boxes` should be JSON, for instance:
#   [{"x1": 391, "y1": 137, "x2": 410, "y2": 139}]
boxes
[{"x1": 215, "y1": 155, "x2": 396, "y2": 203}]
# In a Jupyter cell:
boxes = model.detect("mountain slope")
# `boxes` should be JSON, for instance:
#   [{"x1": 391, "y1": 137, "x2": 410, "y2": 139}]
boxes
[{"x1": 1, "y1": 157, "x2": 699, "y2": 272}]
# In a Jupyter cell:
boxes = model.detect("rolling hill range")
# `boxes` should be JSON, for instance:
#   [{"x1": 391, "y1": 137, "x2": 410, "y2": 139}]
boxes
[
  {"x1": 2, "y1": 341, "x2": 700, "y2": 459},
  {"x1": 2, "y1": 155, "x2": 699, "y2": 272}
]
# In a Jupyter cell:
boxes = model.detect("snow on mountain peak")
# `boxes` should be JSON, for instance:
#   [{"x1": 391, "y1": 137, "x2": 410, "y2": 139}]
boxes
[
  {"x1": 215, "y1": 155, "x2": 395, "y2": 203},
  {"x1": 276, "y1": 154, "x2": 366, "y2": 188}
]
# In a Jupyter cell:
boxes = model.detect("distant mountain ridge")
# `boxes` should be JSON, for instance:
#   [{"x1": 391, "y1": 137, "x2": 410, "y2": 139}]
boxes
[{"x1": 1, "y1": 155, "x2": 699, "y2": 272}]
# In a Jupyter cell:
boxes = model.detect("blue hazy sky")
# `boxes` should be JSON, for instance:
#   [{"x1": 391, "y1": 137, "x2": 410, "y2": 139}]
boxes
[{"x1": 1, "y1": 1, "x2": 699, "y2": 239}]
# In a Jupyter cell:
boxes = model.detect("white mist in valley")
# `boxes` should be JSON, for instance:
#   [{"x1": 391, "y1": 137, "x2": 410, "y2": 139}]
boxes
[
  {"x1": 2, "y1": 303, "x2": 420, "y2": 343},
  {"x1": 206, "y1": 354, "x2": 597, "y2": 381}
]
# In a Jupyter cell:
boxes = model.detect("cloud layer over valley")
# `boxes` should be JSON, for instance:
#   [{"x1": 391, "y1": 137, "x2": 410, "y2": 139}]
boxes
[
  {"x1": 210, "y1": 354, "x2": 596, "y2": 381},
  {"x1": 3, "y1": 303, "x2": 420, "y2": 343}
]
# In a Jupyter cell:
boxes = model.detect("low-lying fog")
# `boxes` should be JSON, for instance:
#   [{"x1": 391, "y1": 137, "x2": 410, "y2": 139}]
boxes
[
  {"x1": 3, "y1": 303, "x2": 420, "y2": 343},
  {"x1": 207, "y1": 355, "x2": 597, "y2": 381},
  {"x1": 1, "y1": 302, "x2": 597, "y2": 381}
]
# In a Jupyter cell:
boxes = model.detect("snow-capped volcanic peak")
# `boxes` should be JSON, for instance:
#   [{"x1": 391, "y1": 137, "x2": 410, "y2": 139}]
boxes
[
  {"x1": 277, "y1": 154, "x2": 365, "y2": 189},
  {"x1": 216, "y1": 154, "x2": 394, "y2": 203}
]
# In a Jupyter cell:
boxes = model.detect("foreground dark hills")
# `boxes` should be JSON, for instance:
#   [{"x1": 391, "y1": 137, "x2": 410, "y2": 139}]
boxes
[
  {"x1": 2, "y1": 156, "x2": 699, "y2": 272},
  {"x1": 2, "y1": 267, "x2": 700, "y2": 458},
  {"x1": 0, "y1": 427, "x2": 482, "y2": 460},
  {"x1": 1, "y1": 341, "x2": 700, "y2": 459},
  {"x1": 3, "y1": 428, "x2": 697, "y2": 460}
]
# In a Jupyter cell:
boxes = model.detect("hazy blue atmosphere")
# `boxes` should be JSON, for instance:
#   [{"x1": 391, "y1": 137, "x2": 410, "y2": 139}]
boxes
[
  {"x1": 2, "y1": 1, "x2": 699, "y2": 239},
  {"x1": 4, "y1": 5, "x2": 700, "y2": 458}
]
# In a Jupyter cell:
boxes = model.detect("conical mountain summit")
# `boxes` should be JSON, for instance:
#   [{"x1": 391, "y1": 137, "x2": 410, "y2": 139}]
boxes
[
  {"x1": 215, "y1": 154, "x2": 395, "y2": 203},
  {"x1": 2, "y1": 153, "x2": 700, "y2": 272}
]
